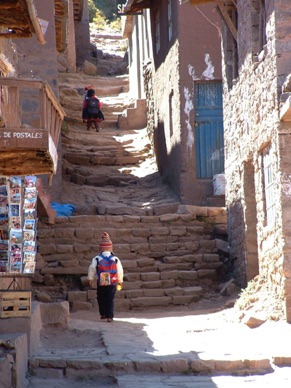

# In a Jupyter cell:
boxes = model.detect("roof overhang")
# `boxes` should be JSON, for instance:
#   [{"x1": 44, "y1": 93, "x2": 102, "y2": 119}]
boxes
[
  {"x1": 0, "y1": 0, "x2": 45, "y2": 44},
  {"x1": 124, "y1": 0, "x2": 151, "y2": 15}
]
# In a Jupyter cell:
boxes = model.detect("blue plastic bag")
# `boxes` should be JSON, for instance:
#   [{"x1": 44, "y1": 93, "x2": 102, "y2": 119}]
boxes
[{"x1": 50, "y1": 202, "x2": 76, "y2": 217}]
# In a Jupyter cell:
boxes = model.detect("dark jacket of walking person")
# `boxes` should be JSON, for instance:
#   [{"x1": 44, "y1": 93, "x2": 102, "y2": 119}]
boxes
[{"x1": 88, "y1": 232, "x2": 123, "y2": 322}]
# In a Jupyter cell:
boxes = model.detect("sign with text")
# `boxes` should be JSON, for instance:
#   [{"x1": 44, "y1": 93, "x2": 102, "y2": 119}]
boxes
[
  {"x1": 0, "y1": 128, "x2": 48, "y2": 148},
  {"x1": 116, "y1": 0, "x2": 143, "y2": 15}
]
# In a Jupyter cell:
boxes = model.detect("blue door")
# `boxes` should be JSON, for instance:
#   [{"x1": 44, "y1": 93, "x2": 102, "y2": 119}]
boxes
[{"x1": 194, "y1": 82, "x2": 224, "y2": 178}]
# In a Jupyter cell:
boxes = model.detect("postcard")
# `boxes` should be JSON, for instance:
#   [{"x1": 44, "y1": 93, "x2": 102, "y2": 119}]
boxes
[
  {"x1": 24, "y1": 176, "x2": 37, "y2": 188},
  {"x1": 0, "y1": 205, "x2": 8, "y2": 214},
  {"x1": 23, "y1": 261, "x2": 35, "y2": 274},
  {"x1": 24, "y1": 187, "x2": 37, "y2": 200},
  {"x1": 24, "y1": 219, "x2": 35, "y2": 231},
  {"x1": 0, "y1": 260, "x2": 8, "y2": 272},
  {"x1": 9, "y1": 251, "x2": 22, "y2": 262},
  {"x1": 0, "y1": 185, "x2": 7, "y2": 197},
  {"x1": 0, "y1": 196, "x2": 8, "y2": 207},
  {"x1": 23, "y1": 230, "x2": 35, "y2": 241},
  {"x1": 9, "y1": 204, "x2": 20, "y2": 217},
  {"x1": 24, "y1": 209, "x2": 36, "y2": 220},
  {"x1": 0, "y1": 230, "x2": 8, "y2": 240},
  {"x1": 9, "y1": 176, "x2": 21, "y2": 189},
  {"x1": 23, "y1": 197, "x2": 36, "y2": 210},
  {"x1": 9, "y1": 259, "x2": 22, "y2": 273},
  {"x1": 9, "y1": 190, "x2": 21, "y2": 204},
  {"x1": 10, "y1": 243, "x2": 22, "y2": 254},
  {"x1": 10, "y1": 229, "x2": 22, "y2": 244},
  {"x1": 23, "y1": 240, "x2": 35, "y2": 252},
  {"x1": 23, "y1": 252, "x2": 35, "y2": 263},
  {"x1": 9, "y1": 216, "x2": 21, "y2": 229},
  {"x1": 0, "y1": 177, "x2": 7, "y2": 186},
  {"x1": 0, "y1": 252, "x2": 8, "y2": 260},
  {"x1": 0, "y1": 239, "x2": 8, "y2": 252}
]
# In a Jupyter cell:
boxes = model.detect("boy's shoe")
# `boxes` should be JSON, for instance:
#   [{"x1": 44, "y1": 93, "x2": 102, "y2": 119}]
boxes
[{"x1": 107, "y1": 318, "x2": 113, "y2": 322}]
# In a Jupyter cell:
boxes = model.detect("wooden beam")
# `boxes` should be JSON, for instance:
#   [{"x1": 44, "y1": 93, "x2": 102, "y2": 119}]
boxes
[{"x1": 217, "y1": 3, "x2": 237, "y2": 42}]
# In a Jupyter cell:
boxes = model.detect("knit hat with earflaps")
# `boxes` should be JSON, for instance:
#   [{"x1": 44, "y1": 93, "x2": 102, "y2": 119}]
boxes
[{"x1": 99, "y1": 232, "x2": 113, "y2": 252}]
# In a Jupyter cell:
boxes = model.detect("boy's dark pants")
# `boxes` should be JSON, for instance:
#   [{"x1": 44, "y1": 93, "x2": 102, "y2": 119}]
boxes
[{"x1": 97, "y1": 285, "x2": 116, "y2": 318}]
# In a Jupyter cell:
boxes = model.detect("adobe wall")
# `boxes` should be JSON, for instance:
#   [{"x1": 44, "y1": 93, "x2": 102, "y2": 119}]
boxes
[
  {"x1": 222, "y1": 0, "x2": 291, "y2": 319},
  {"x1": 75, "y1": 0, "x2": 91, "y2": 68},
  {"x1": 178, "y1": 3, "x2": 222, "y2": 205},
  {"x1": 151, "y1": 2, "x2": 222, "y2": 205}
]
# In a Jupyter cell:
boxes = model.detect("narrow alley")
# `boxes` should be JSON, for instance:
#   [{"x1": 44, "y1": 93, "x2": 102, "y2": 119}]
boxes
[{"x1": 26, "y1": 31, "x2": 291, "y2": 388}]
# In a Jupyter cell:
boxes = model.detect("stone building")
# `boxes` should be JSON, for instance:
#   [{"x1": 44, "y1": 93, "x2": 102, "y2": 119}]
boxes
[
  {"x1": 123, "y1": 0, "x2": 223, "y2": 206},
  {"x1": 185, "y1": 1, "x2": 291, "y2": 321}
]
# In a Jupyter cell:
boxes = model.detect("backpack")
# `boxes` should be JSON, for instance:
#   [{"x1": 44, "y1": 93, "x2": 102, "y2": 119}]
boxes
[
  {"x1": 87, "y1": 97, "x2": 100, "y2": 115},
  {"x1": 96, "y1": 253, "x2": 118, "y2": 286}
]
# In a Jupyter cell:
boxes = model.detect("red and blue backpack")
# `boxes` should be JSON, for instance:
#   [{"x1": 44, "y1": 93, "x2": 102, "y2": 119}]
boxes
[{"x1": 96, "y1": 253, "x2": 118, "y2": 286}]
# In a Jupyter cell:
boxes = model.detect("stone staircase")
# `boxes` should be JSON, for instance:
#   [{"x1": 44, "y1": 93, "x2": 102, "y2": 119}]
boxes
[
  {"x1": 35, "y1": 206, "x2": 227, "y2": 311},
  {"x1": 32, "y1": 46, "x2": 228, "y2": 311}
]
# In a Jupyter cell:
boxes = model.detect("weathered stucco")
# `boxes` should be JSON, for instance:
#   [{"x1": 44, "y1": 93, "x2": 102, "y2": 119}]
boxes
[{"x1": 151, "y1": 2, "x2": 222, "y2": 205}]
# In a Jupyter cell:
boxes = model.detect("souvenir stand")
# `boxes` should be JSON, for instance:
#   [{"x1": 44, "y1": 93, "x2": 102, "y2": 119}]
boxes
[{"x1": 0, "y1": 175, "x2": 37, "y2": 318}]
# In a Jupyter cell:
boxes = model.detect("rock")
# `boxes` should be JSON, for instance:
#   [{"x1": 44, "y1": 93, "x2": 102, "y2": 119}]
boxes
[
  {"x1": 31, "y1": 272, "x2": 44, "y2": 283},
  {"x1": 70, "y1": 301, "x2": 92, "y2": 312},
  {"x1": 216, "y1": 238, "x2": 229, "y2": 254},
  {"x1": 243, "y1": 314, "x2": 266, "y2": 328},
  {"x1": 220, "y1": 278, "x2": 235, "y2": 295},
  {"x1": 67, "y1": 291, "x2": 87, "y2": 302},
  {"x1": 40, "y1": 301, "x2": 70, "y2": 327},
  {"x1": 80, "y1": 275, "x2": 89, "y2": 287},
  {"x1": 43, "y1": 274, "x2": 55, "y2": 286},
  {"x1": 35, "y1": 291, "x2": 52, "y2": 303},
  {"x1": 83, "y1": 60, "x2": 97, "y2": 76}
]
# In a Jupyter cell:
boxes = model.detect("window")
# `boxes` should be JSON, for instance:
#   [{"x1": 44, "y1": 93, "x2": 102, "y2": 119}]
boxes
[
  {"x1": 258, "y1": 0, "x2": 267, "y2": 52},
  {"x1": 154, "y1": 10, "x2": 160, "y2": 54},
  {"x1": 252, "y1": 0, "x2": 267, "y2": 56},
  {"x1": 222, "y1": 5, "x2": 238, "y2": 89},
  {"x1": 262, "y1": 144, "x2": 275, "y2": 226},
  {"x1": 169, "y1": 90, "x2": 174, "y2": 138},
  {"x1": 168, "y1": 0, "x2": 172, "y2": 42}
]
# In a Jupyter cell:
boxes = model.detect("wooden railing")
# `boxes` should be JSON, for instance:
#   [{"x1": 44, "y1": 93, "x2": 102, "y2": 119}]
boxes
[{"x1": 0, "y1": 77, "x2": 65, "y2": 176}]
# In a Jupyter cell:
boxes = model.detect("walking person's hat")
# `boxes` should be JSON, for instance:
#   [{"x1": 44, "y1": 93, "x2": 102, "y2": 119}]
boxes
[{"x1": 99, "y1": 232, "x2": 113, "y2": 251}]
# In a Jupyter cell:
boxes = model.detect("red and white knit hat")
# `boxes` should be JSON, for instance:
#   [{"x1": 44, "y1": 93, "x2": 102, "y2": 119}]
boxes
[{"x1": 99, "y1": 232, "x2": 113, "y2": 251}]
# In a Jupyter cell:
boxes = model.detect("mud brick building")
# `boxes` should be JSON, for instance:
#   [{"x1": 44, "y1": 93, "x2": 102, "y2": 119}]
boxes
[{"x1": 123, "y1": 1, "x2": 223, "y2": 206}]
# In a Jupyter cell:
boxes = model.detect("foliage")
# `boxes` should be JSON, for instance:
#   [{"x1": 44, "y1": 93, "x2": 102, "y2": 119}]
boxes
[
  {"x1": 88, "y1": 0, "x2": 98, "y2": 22},
  {"x1": 88, "y1": 0, "x2": 122, "y2": 31},
  {"x1": 92, "y1": 0, "x2": 118, "y2": 21}
]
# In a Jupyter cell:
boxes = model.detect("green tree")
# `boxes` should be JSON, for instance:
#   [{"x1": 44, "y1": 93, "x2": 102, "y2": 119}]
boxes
[
  {"x1": 92, "y1": 0, "x2": 119, "y2": 21},
  {"x1": 88, "y1": 0, "x2": 99, "y2": 22}
]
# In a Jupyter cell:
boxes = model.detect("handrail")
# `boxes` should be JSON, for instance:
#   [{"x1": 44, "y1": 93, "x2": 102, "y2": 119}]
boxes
[{"x1": 0, "y1": 77, "x2": 65, "y2": 173}]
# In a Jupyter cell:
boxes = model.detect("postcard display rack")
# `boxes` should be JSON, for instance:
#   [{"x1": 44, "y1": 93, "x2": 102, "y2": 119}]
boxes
[{"x1": 0, "y1": 175, "x2": 37, "y2": 318}]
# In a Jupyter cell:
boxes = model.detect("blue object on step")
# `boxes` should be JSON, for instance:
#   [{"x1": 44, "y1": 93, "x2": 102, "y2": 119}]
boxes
[{"x1": 50, "y1": 202, "x2": 76, "y2": 217}]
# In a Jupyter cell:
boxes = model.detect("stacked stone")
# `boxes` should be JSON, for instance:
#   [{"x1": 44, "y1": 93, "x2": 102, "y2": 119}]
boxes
[{"x1": 34, "y1": 206, "x2": 227, "y2": 311}]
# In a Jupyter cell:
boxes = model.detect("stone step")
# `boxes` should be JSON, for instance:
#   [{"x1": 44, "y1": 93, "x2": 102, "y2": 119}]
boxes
[
  {"x1": 59, "y1": 73, "x2": 129, "y2": 88},
  {"x1": 33, "y1": 209, "x2": 228, "y2": 309},
  {"x1": 27, "y1": 303, "x2": 275, "y2": 381}
]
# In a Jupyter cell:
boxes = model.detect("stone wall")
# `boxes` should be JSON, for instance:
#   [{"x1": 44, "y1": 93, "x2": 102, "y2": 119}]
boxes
[
  {"x1": 222, "y1": 0, "x2": 291, "y2": 320},
  {"x1": 32, "y1": 207, "x2": 228, "y2": 309},
  {"x1": 0, "y1": 333, "x2": 27, "y2": 388}
]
